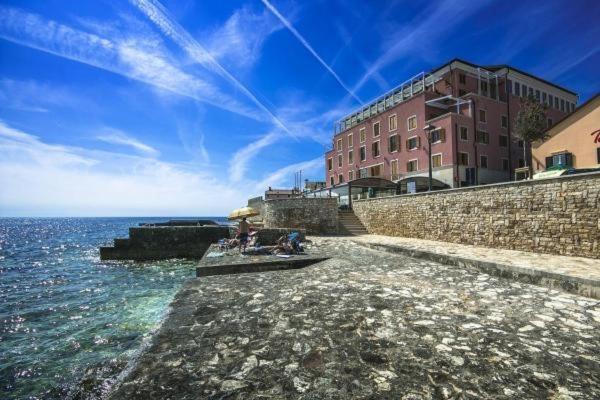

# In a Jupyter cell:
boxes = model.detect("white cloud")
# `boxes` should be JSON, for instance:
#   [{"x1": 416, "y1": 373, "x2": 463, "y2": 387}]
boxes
[
  {"x1": 96, "y1": 128, "x2": 159, "y2": 157},
  {"x1": 0, "y1": 121, "x2": 245, "y2": 216},
  {"x1": 0, "y1": 79, "x2": 93, "y2": 113},
  {"x1": 229, "y1": 132, "x2": 279, "y2": 182},
  {"x1": 260, "y1": 0, "x2": 362, "y2": 104},
  {"x1": 254, "y1": 156, "x2": 323, "y2": 191},
  {"x1": 0, "y1": 5, "x2": 261, "y2": 120},
  {"x1": 205, "y1": 6, "x2": 282, "y2": 69}
]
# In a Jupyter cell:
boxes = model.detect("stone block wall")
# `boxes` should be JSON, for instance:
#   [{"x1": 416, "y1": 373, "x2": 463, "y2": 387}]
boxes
[
  {"x1": 263, "y1": 197, "x2": 339, "y2": 234},
  {"x1": 352, "y1": 172, "x2": 600, "y2": 258}
]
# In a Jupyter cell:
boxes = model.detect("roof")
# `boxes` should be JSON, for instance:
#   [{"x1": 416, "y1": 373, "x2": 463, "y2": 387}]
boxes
[
  {"x1": 431, "y1": 58, "x2": 578, "y2": 96},
  {"x1": 533, "y1": 92, "x2": 600, "y2": 147}
]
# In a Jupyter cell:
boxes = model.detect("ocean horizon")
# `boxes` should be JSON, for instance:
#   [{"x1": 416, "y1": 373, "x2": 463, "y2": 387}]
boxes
[{"x1": 0, "y1": 217, "x2": 228, "y2": 399}]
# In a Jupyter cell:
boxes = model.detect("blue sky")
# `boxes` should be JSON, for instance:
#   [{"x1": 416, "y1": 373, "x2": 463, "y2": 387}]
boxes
[{"x1": 0, "y1": 0, "x2": 598, "y2": 216}]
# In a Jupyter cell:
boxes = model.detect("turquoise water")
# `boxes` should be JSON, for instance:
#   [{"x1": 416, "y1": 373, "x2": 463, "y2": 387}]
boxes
[{"x1": 0, "y1": 217, "x2": 227, "y2": 399}]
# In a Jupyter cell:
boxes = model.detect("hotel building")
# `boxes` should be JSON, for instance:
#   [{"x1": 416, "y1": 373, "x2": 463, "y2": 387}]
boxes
[{"x1": 325, "y1": 59, "x2": 578, "y2": 189}]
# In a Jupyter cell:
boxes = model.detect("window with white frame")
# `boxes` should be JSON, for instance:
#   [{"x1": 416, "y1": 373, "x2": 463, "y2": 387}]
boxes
[
  {"x1": 476, "y1": 131, "x2": 489, "y2": 144},
  {"x1": 514, "y1": 82, "x2": 521, "y2": 96},
  {"x1": 348, "y1": 170, "x2": 354, "y2": 181},
  {"x1": 348, "y1": 149, "x2": 353, "y2": 164},
  {"x1": 407, "y1": 159, "x2": 418, "y2": 172},
  {"x1": 338, "y1": 154, "x2": 343, "y2": 167},
  {"x1": 360, "y1": 146, "x2": 366, "y2": 161},
  {"x1": 330, "y1": 176, "x2": 334, "y2": 186},
  {"x1": 501, "y1": 115, "x2": 508, "y2": 128},
  {"x1": 407, "y1": 115, "x2": 417, "y2": 131},
  {"x1": 458, "y1": 152, "x2": 469, "y2": 166},
  {"x1": 431, "y1": 128, "x2": 445, "y2": 143},
  {"x1": 369, "y1": 164, "x2": 382, "y2": 177},
  {"x1": 359, "y1": 168, "x2": 367, "y2": 178},
  {"x1": 431, "y1": 153, "x2": 442, "y2": 168},
  {"x1": 336, "y1": 138, "x2": 342, "y2": 151},
  {"x1": 372, "y1": 141, "x2": 380, "y2": 157},
  {"x1": 502, "y1": 158, "x2": 509, "y2": 171},
  {"x1": 348, "y1": 133, "x2": 353, "y2": 148},
  {"x1": 460, "y1": 126, "x2": 468, "y2": 141},
  {"x1": 407, "y1": 136, "x2": 419, "y2": 150},
  {"x1": 388, "y1": 114, "x2": 397, "y2": 131},
  {"x1": 388, "y1": 134, "x2": 399, "y2": 152},
  {"x1": 390, "y1": 159, "x2": 398, "y2": 180},
  {"x1": 373, "y1": 121, "x2": 380, "y2": 137},
  {"x1": 338, "y1": 174, "x2": 344, "y2": 184},
  {"x1": 359, "y1": 128, "x2": 366, "y2": 143},
  {"x1": 499, "y1": 135, "x2": 508, "y2": 147},
  {"x1": 327, "y1": 158, "x2": 332, "y2": 171},
  {"x1": 479, "y1": 109, "x2": 486, "y2": 123}
]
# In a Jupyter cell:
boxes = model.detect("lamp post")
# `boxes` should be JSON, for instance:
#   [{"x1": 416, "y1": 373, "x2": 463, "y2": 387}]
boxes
[{"x1": 423, "y1": 124, "x2": 436, "y2": 191}]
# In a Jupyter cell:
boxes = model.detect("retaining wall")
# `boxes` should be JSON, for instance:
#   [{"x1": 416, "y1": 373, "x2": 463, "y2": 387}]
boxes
[
  {"x1": 263, "y1": 197, "x2": 339, "y2": 234},
  {"x1": 352, "y1": 172, "x2": 600, "y2": 258}
]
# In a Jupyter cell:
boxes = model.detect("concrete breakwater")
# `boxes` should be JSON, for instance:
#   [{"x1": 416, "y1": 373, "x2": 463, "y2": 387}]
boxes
[{"x1": 100, "y1": 225, "x2": 307, "y2": 261}]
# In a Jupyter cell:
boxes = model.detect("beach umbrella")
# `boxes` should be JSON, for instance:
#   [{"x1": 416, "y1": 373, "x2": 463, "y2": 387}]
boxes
[{"x1": 227, "y1": 206, "x2": 259, "y2": 220}]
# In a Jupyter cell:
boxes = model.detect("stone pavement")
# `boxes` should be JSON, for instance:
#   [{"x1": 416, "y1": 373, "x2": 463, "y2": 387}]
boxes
[
  {"x1": 109, "y1": 237, "x2": 600, "y2": 399},
  {"x1": 351, "y1": 235, "x2": 600, "y2": 299}
]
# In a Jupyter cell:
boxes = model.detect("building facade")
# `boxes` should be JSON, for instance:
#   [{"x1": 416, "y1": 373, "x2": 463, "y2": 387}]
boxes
[
  {"x1": 325, "y1": 59, "x2": 578, "y2": 189},
  {"x1": 532, "y1": 93, "x2": 600, "y2": 172}
]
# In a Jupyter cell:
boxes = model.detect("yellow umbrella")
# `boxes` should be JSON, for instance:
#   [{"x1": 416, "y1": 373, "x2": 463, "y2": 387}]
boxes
[{"x1": 227, "y1": 206, "x2": 259, "y2": 220}]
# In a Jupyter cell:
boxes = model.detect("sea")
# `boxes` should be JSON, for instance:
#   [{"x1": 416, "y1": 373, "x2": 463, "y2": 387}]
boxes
[{"x1": 0, "y1": 217, "x2": 229, "y2": 399}]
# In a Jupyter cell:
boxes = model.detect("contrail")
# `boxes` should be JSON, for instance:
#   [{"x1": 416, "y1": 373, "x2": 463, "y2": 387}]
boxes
[
  {"x1": 130, "y1": 0, "x2": 296, "y2": 138},
  {"x1": 261, "y1": 0, "x2": 362, "y2": 105}
]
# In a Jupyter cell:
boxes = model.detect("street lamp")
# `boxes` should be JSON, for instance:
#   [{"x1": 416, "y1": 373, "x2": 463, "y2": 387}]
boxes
[{"x1": 423, "y1": 124, "x2": 436, "y2": 191}]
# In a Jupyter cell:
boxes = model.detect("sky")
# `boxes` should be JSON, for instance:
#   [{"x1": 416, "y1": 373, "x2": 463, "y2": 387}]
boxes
[{"x1": 0, "y1": 0, "x2": 598, "y2": 216}]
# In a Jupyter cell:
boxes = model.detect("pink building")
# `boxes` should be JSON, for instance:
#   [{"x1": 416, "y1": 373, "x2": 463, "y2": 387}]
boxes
[{"x1": 325, "y1": 59, "x2": 578, "y2": 190}]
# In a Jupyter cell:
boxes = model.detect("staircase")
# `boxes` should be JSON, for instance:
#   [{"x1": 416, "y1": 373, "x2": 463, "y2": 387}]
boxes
[{"x1": 338, "y1": 210, "x2": 368, "y2": 236}]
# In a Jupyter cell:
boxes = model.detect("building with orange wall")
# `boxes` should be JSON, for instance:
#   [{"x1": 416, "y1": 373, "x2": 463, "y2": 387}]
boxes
[{"x1": 532, "y1": 93, "x2": 600, "y2": 172}]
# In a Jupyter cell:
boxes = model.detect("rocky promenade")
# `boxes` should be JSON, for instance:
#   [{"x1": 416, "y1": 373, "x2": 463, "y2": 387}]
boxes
[{"x1": 109, "y1": 237, "x2": 600, "y2": 399}]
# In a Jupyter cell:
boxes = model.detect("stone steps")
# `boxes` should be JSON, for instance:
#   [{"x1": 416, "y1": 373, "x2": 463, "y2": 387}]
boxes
[{"x1": 338, "y1": 211, "x2": 368, "y2": 236}]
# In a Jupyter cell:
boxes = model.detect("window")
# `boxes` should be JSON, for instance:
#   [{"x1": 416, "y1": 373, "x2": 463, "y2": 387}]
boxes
[
  {"x1": 480, "y1": 155, "x2": 488, "y2": 168},
  {"x1": 338, "y1": 174, "x2": 344, "y2": 184},
  {"x1": 372, "y1": 141, "x2": 380, "y2": 157},
  {"x1": 506, "y1": 80, "x2": 512, "y2": 94},
  {"x1": 369, "y1": 164, "x2": 382, "y2": 177},
  {"x1": 407, "y1": 115, "x2": 417, "y2": 131},
  {"x1": 338, "y1": 154, "x2": 343, "y2": 167},
  {"x1": 389, "y1": 114, "x2": 397, "y2": 131},
  {"x1": 327, "y1": 158, "x2": 332, "y2": 171},
  {"x1": 407, "y1": 159, "x2": 418, "y2": 172},
  {"x1": 502, "y1": 158, "x2": 509, "y2": 171},
  {"x1": 359, "y1": 168, "x2": 367, "y2": 178},
  {"x1": 360, "y1": 146, "x2": 366, "y2": 161},
  {"x1": 571, "y1": 103, "x2": 576, "y2": 112},
  {"x1": 518, "y1": 158, "x2": 525, "y2": 168},
  {"x1": 348, "y1": 133, "x2": 354, "y2": 148},
  {"x1": 458, "y1": 152, "x2": 469, "y2": 166},
  {"x1": 547, "y1": 152, "x2": 573, "y2": 167},
  {"x1": 431, "y1": 153, "x2": 442, "y2": 168},
  {"x1": 554, "y1": 97, "x2": 559, "y2": 109},
  {"x1": 547, "y1": 118, "x2": 553, "y2": 128},
  {"x1": 549, "y1": 94, "x2": 554, "y2": 107},
  {"x1": 391, "y1": 159, "x2": 399, "y2": 180},
  {"x1": 348, "y1": 170, "x2": 354, "y2": 181},
  {"x1": 535, "y1": 90, "x2": 540, "y2": 101},
  {"x1": 561, "y1": 99, "x2": 565, "y2": 112},
  {"x1": 542, "y1": 92, "x2": 547, "y2": 103},
  {"x1": 479, "y1": 109, "x2": 487, "y2": 123},
  {"x1": 460, "y1": 126, "x2": 468, "y2": 141},
  {"x1": 388, "y1": 135, "x2": 399, "y2": 152},
  {"x1": 459, "y1": 89, "x2": 467, "y2": 97},
  {"x1": 499, "y1": 135, "x2": 508, "y2": 147},
  {"x1": 481, "y1": 81, "x2": 488, "y2": 93},
  {"x1": 348, "y1": 150, "x2": 354, "y2": 164},
  {"x1": 459, "y1": 73, "x2": 466, "y2": 84},
  {"x1": 337, "y1": 138, "x2": 342, "y2": 151},
  {"x1": 476, "y1": 131, "x2": 489, "y2": 144},
  {"x1": 359, "y1": 128, "x2": 366, "y2": 143},
  {"x1": 330, "y1": 176, "x2": 334, "y2": 186},
  {"x1": 501, "y1": 115, "x2": 508, "y2": 128},
  {"x1": 521, "y1": 84, "x2": 527, "y2": 97},
  {"x1": 431, "y1": 128, "x2": 445, "y2": 143},
  {"x1": 514, "y1": 82, "x2": 521, "y2": 96},
  {"x1": 518, "y1": 140, "x2": 524, "y2": 148},
  {"x1": 407, "y1": 136, "x2": 420, "y2": 150},
  {"x1": 373, "y1": 122, "x2": 380, "y2": 137},
  {"x1": 528, "y1": 87, "x2": 533, "y2": 97}
]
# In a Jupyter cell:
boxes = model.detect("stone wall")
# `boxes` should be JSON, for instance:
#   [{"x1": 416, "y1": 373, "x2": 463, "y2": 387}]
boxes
[
  {"x1": 353, "y1": 172, "x2": 600, "y2": 258},
  {"x1": 263, "y1": 197, "x2": 339, "y2": 234}
]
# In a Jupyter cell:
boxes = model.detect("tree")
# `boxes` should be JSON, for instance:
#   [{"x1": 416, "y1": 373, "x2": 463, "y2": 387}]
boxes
[{"x1": 514, "y1": 95, "x2": 548, "y2": 169}]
